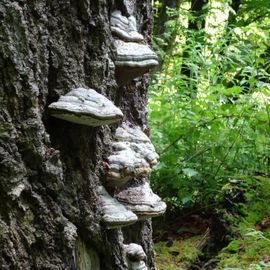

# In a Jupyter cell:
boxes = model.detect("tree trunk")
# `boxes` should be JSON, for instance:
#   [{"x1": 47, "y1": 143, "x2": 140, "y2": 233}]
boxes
[
  {"x1": 189, "y1": 0, "x2": 207, "y2": 30},
  {"x1": 154, "y1": 0, "x2": 181, "y2": 37},
  {"x1": 0, "y1": 0, "x2": 156, "y2": 269}
]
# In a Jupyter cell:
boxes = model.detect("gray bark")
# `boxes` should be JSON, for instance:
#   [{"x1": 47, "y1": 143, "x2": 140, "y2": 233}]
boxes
[{"x1": 0, "y1": 0, "x2": 155, "y2": 269}]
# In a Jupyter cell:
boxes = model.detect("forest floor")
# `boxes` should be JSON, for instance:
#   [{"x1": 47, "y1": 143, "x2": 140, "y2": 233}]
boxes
[
  {"x1": 153, "y1": 214, "x2": 209, "y2": 270},
  {"x1": 154, "y1": 215, "x2": 270, "y2": 270},
  {"x1": 153, "y1": 176, "x2": 270, "y2": 270}
]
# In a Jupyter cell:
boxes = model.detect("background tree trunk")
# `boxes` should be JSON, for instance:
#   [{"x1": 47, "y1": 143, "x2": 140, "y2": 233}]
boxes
[
  {"x1": 154, "y1": 0, "x2": 181, "y2": 36},
  {"x1": 0, "y1": 0, "x2": 155, "y2": 269}
]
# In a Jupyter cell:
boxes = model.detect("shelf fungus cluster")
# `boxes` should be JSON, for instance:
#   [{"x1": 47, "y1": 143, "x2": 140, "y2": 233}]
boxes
[
  {"x1": 48, "y1": 87, "x2": 123, "y2": 126},
  {"x1": 111, "y1": 10, "x2": 144, "y2": 42},
  {"x1": 97, "y1": 186, "x2": 137, "y2": 229},
  {"x1": 44, "y1": 4, "x2": 164, "y2": 268},
  {"x1": 106, "y1": 122, "x2": 159, "y2": 186},
  {"x1": 124, "y1": 243, "x2": 147, "y2": 270},
  {"x1": 97, "y1": 181, "x2": 166, "y2": 229},
  {"x1": 116, "y1": 182, "x2": 166, "y2": 219},
  {"x1": 110, "y1": 10, "x2": 159, "y2": 84},
  {"x1": 105, "y1": 122, "x2": 166, "y2": 223}
]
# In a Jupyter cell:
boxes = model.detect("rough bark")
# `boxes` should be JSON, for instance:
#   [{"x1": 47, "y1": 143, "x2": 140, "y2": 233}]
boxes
[{"x1": 0, "y1": 0, "x2": 155, "y2": 269}]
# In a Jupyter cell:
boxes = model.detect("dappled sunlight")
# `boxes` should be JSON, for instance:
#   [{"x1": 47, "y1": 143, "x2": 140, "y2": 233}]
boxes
[
  {"x1": 205, "y1": 0, "x2": 230, "y2": 40},
  {"x1": 151, "y1": 0, "x2": 270, "y2": 269}
]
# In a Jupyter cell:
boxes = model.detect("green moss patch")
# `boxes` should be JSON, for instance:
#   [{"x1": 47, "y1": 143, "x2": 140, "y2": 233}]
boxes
[
  {"x1": 154, "y1": 236, "x2": 202, "y2": 270},
  {"x1": 212, "y1": 176, "x2": 270, "y2": 270}
]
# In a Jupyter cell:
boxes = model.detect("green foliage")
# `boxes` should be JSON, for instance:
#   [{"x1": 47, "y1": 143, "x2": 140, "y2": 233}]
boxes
[
  {"x1": 212, "y1": 176, "x2": 270, "y2": 269},
  {"x1": 149, "y1": 1, "x2": 270, "y2": 210},
  {"x1": 237, "y1": 0, "x2": 270, "y2": 25},
  {"x1": 154, "y1": 176, "x2": 270, "y2": 269}
]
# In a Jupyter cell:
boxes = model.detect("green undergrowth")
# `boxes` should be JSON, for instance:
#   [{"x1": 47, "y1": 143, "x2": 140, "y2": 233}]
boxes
[
  {"x1": 213, "y1": 231, "x2": 270, "y2": 270},
  {"x1": 154, "y1": 176, "x2": 270, "y2": 270},
  {"x1": 154, "y1": 236, "x2": 202, "y2": 270},
  {"x1": 211, "y1": 176, "x2": 270, "y2": 270}
]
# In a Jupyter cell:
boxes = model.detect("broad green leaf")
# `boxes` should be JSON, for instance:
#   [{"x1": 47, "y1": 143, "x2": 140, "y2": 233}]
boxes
[{"x1": 182, "y1": 168, "x2": 199, "y2": 177}]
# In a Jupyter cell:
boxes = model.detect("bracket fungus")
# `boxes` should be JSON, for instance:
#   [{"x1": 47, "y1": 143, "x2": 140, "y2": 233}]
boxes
[
  {"x1": 128, "y1": 261, "x2": 148, "y2": 270},
  {"x1": 122, "y1": 0, "x2": 136, "y2": 16},
  {"x1": 124, "y1": 243, "x2": 147, "y2": 270},
  {"x1": 111, "y1": 10, "x2": 144, "y2": 42},
  {"x1": 115, "y1": 182, "x2": 167, "y2": 219},
  {"x1": 124, "y1": 243, "x2": 146, "y2": 261},
  {"x1": 114, "y1": 39, "x2": 159, "y2": 84},
  {"x1": 106, "y1": 122, "x2": 159, "y2": 186},
  {"x1": 48, "y1": 87, "x2": 123, "y2": 126},
  {"x1": 97, "y1": 186, "x2": 138, "y2": 229}
]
